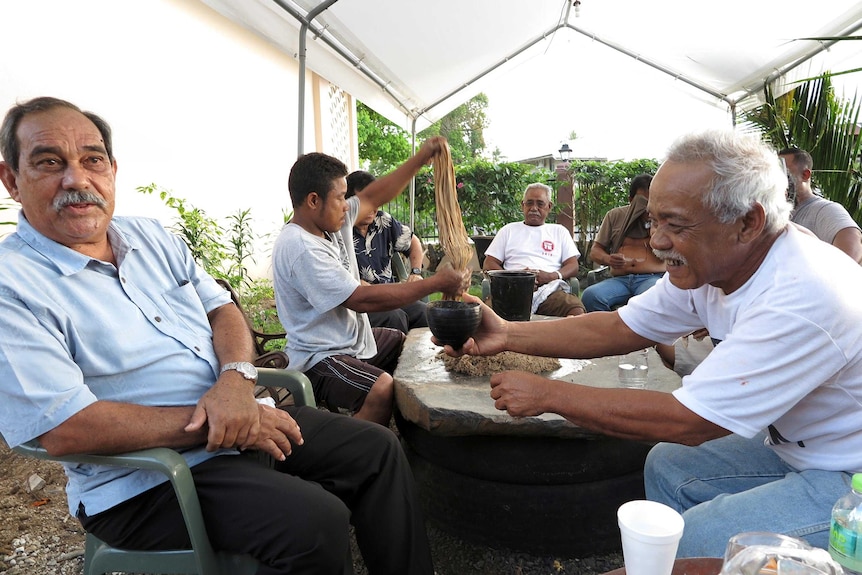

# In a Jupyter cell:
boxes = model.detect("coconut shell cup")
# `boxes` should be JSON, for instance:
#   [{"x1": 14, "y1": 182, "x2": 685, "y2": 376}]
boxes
[{"x1": 425, "y1": 300, "x2": 482, "y2": 349}]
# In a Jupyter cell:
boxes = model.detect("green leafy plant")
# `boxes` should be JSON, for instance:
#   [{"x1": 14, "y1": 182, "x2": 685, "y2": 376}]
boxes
[
  {"x1": 138, "y1": 183, "x2": 227, "y2": 278},
  {"x1": 356, "y1": 102, "x2": 412, "y2": 173},
  {"x1": 419, "y1": 93, "x2": 490, "y2": 164},
  {"x1": 138, "y1": 183, "x2": 264, "y2": 296},
  {"x1": 742, "y1": 73, "x2": 862, "y2": 221},
  {"x1": 223, "y1": 208, "x2": 256, "y2": 296},
  {"x1": 0, "y1": 196, "x2": 17, "y2": 231},
  {"x1": 242, "y1": 278, "x2": 285, "y2": 349}
]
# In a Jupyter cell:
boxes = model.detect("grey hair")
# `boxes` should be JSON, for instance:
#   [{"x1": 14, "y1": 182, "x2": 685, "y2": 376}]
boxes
[
  {"x1": 664, "y1": 129, "x2": 790, "y2": 234},
  {"x1": 522, "y1": 182, "x2": 552, "y2": 202},
  {"x1": 1, "y1": 96, "x2": 114, "y2": 172}
]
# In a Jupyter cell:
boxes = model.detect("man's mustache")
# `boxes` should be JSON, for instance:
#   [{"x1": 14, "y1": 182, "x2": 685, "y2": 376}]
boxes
[
  {"x1": 53, "y1": 191, "x2": 107, "y2": 211},
  {"x1": 653, "y1": 249, "x2": 687, "y2": 265}
]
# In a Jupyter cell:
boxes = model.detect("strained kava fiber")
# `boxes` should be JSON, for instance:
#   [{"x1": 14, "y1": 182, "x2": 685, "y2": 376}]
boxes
[{"x1": 432, "y1": 141, "x2": 473, "y2": 299}]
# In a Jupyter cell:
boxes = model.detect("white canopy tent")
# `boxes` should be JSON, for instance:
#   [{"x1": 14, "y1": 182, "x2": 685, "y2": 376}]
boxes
[{"x1": 201, "y1": 0, "x2": 862, "y2": 152}]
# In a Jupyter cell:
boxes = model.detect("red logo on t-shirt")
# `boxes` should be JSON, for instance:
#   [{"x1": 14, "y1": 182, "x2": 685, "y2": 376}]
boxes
[{"x1": 542, "y1": 240, "x2": 555, "y2": 252}]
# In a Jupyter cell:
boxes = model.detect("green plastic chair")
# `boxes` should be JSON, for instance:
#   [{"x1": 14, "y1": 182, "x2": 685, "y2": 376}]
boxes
[{"x1": 5, "y1": 367, "x2": 315, "y2": 575}]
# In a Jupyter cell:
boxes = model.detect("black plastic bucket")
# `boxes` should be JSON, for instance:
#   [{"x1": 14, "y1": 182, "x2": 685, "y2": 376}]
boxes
[{"x1": 487, "y1": 270, "x2": 536, "y2": 321}]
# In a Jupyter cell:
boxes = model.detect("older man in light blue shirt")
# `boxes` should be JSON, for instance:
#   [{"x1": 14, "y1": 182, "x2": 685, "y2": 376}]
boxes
[
  {"x1": 0, "y1": 96, "x2": 434, "y2": 574},
  {"x1": 1, "y1": 214, "x2": 234, "y2": 515}
]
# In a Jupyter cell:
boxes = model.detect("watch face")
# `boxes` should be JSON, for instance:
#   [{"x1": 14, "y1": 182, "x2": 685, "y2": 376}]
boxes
[
  {"x1": 411, "y1": 268, "x2": 422, "y2": 275},
  {"x1": 238, "y1": 363, "x2": 257, "y2": 379},
  {"x1": 223, "y1": 362, "x2": 258, "y2": 380}
]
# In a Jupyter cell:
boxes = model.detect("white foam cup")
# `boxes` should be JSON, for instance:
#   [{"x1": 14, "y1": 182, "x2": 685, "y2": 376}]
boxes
[{"x1": 617, "y1": 500, "x2": 685, "y2": 575}]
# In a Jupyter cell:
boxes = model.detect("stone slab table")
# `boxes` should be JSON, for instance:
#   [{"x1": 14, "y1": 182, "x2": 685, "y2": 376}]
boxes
[
  {"x1": 394, "y1": 326, "x2": 681, "y2": 438},
  {"x1": 393, "y1": 325, "x2": 683, "y2": 558}
]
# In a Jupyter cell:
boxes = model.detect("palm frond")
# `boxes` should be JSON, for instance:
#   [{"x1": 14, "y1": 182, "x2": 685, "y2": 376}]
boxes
[{"x1": 742, "y1": 73, "x2": 862, "y2": 221}]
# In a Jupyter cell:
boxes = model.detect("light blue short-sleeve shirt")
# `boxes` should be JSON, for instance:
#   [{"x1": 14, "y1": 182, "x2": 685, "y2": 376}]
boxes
[{"x1": 0, "y1": 214, "x2": 233, "y2": 515}]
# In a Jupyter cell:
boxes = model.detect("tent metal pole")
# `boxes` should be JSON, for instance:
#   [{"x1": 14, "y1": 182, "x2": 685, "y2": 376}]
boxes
[
  {"x1": 410, "y1": 117, "x2": 418, "y2": 232},
  {"x1": 295, "y1": 0, "x2": 339, "y2": 157},
  {"x1": 564, "y1": 23, "x2": 732, "y2": 107},
  {"x1": 415, "y1": 23, "x2": 567, "y2": 117},
  {"x1": 272, "y1": 0, "x2": 414, "y2": 155}
]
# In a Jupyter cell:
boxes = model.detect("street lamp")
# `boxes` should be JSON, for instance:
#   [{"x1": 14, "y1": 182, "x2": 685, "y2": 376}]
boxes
[{"x1": 558, "y1": 143, "x2": 573, "y2": 162}]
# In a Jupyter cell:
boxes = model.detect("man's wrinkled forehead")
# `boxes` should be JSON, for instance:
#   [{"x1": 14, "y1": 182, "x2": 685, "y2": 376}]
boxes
[
  {"x1": 19, "y1": 109, "x2": 106, "y2": 156},
  {"x1": 647, "y1": 160, "x2": 711, "y2": 217}
]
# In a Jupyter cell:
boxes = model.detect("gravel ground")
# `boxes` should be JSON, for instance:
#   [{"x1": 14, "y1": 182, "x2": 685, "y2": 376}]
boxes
[{"x1": 2, "y1": 526, "x2": 623, "y2": 575}]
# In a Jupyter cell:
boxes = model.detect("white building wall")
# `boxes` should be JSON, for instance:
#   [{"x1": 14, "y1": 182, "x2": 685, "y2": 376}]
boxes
[{"x1": 0, "y1": 0, "x2": 357, "y2": 278}]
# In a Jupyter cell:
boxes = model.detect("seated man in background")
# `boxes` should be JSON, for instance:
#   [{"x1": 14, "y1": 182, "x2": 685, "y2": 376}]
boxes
[
  {"x1": 346, "y1": 170, "x2": 428, "y2": 335},
  {"x1": 483, "y1": 182, "x2": 585, "y2": 317},
  {"x1": 0, "y1": 96, "x2": 434, "y2": 574},
  {"x1": 779, "y1": 147, "x2": 862, "y2": 263},
  {"x1": 272, "y1": 143, "x2": 468, "y2": 426},
  {"x1": 444, "y1": 129, "x2": 862, "y2": 557},
  {"x1": 581, "y1": 174, "x2": 666, "y2": 311}
]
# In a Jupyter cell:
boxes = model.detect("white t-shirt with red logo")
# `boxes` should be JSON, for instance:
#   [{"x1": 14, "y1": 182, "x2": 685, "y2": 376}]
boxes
[{"x1": 485, "y1": 222, "x2": 580, "y2": 271}]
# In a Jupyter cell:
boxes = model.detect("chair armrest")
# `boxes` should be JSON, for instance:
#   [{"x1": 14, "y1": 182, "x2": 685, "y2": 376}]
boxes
[
  {"x1": 252, "y1": 350, "x2": 289, "y2": 370},
  {"x1": 11, "y1": 440, "x2": 214, "y2": 562},
  {"x1": 481, "y1": 277, "x2": 491, "y2": 301},
  {"x1": 392, "y1": 252, "x2": 410, "y2": 283},
  {"x1": 257, "y1": 367, "x2": 316, "y2": 408},
  {"x1": 586, "y1": 265, "x2": 610, "y2": 287}
]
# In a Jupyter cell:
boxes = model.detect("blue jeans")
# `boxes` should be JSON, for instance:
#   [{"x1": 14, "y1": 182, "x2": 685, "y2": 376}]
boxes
[
  {"x1": 581, "y1": 273, "x2": 663, "y2": 312},
  {"x1": 645, "y1": 433, "x2": 851, "y2": 558}
]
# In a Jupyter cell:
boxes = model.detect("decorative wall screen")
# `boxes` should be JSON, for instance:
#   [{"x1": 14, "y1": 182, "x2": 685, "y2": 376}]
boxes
[{"x1": 327, "y1": 84, "x2": 351, "y2": 165}]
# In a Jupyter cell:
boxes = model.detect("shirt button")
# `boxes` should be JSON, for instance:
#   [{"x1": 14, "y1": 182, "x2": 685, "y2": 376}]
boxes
[
  {"x1": 120, "y1": 277, "x2": 127, "y2": 283},
  {"x1": 154, "y1": 316, "x2": 162, "y2": 322},
  {"x1": 194, "y1": 346, "x2": 201, "y2": 352}
]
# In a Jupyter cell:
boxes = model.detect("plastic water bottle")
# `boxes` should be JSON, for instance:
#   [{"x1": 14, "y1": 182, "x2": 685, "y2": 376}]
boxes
[{"x1": 829, "y1": 473, "x2": 862, "y2": 575}]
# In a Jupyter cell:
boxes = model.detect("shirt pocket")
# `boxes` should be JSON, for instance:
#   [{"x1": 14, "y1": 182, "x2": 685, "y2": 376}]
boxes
[{"x1": 158, "y1": 281, "x2": 212, "y2": 337}]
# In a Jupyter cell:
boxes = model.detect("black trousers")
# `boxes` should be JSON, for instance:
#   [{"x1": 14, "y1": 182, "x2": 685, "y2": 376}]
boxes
[
  {"x1": 78, "y1": 406, "x2": 433, "y2": 575},
  {"x1": 368, "y1": 300, "x2": 428, "y2": 335}
]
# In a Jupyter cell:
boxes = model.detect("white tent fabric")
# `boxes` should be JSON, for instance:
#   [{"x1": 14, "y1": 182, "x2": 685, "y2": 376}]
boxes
[{"x1": 200, "y1": 0, "x2": 862, "y2": 133}]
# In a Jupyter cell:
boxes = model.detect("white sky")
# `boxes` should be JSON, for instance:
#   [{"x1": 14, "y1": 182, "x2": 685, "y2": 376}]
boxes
[{"x1": 0, "y1": 0, "x2": 300, "y2": 278}]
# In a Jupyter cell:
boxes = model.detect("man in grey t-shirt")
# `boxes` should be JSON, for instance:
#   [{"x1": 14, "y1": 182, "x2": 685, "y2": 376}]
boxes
[
  {"x1": 272, "y1": 143, "x2": 468, "y2": 426},
  {"x1": 779, "y1": 147, "x2": 862, "y2": 263}
]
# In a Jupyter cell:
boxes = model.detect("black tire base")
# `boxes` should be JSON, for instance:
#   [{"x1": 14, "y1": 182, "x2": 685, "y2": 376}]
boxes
[{"x1": 406, "y1": 444, "x2": 645, "y2": 557}]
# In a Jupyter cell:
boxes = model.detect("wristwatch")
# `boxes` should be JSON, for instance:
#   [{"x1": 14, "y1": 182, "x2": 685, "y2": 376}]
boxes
[
  {"x1": 555, "y1": 270, "x2": 564, "y2": 280},
  {"x1": 220, "y1": 361, "x2": 258, "y2": 382},
  {"x1": 411, "y1": 267, "x2": 422, "y2": 276}
]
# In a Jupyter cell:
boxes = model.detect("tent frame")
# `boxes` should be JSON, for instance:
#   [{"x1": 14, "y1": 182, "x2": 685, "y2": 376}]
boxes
[{"x1": 272, "y1": 0, "x2": 862, "y2": 230}]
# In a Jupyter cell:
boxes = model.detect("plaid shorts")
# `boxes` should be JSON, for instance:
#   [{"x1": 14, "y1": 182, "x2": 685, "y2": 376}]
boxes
[{"x1": 305, "y1": 327, "x2": 405, "y2": 412}]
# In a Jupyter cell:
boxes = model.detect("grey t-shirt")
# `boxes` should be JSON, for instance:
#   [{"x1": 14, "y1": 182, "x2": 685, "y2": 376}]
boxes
[
  {"x1": 272, "y1": 196, "x2": 377, "y2": 372},
  {"x1": 791, "y1": 194, "x2": 859, "y2": 244}
]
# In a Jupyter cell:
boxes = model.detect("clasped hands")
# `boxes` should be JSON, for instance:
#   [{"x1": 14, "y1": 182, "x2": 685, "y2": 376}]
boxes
[{"x1": 186, "y1": 375, "x2": 303, "y2": 461}]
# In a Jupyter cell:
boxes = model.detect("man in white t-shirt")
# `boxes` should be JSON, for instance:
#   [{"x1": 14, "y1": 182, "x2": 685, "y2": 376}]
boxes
[
  {"x1": 442, "y1": 130, "x2": 862, "y2": 558},
  {"x1": 778, "y1": 146, "x2": 862, "y2": 263},
  {"x1": 483, "y1": 183, "x2": 585, "y2": 316}
]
